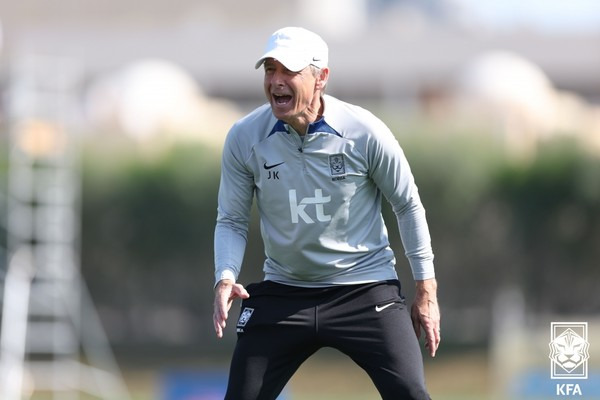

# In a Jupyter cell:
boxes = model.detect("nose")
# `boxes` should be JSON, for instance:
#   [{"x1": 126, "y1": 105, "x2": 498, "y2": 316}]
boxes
[{"x1": 270, "y1": 70, "x2": 285, "y2": 87}]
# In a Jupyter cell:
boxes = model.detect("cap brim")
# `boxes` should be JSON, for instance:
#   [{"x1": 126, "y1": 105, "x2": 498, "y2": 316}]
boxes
[{"x1": 254, "y1": 49, "x2": 308, "y2": 72}]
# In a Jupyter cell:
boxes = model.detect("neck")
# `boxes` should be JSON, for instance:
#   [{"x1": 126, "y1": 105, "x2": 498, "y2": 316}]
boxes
[{"x1": 288, "y1": 95, "x2": 324, "y2": 135}]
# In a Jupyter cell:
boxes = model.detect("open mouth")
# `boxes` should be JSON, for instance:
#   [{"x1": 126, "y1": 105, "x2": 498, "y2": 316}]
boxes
[{"x1": 273, "y1": 94, "x2": 292, "y2": 106}]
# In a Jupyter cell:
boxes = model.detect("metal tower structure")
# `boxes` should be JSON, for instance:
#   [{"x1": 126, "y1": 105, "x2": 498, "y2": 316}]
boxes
[{"x1": 0, "y1": 54, "x2": 131, "y2": 400}]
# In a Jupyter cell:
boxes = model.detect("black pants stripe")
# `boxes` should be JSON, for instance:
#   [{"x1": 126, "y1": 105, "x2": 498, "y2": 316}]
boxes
[{"x1": 225, "y1": 280, "x2": 431, "y2": 400}]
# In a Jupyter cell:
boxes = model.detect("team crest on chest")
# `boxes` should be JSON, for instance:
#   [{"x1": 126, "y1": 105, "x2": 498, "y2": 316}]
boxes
[{"x1": 329, "y1": 154, "x2": 346, "y2": 181}]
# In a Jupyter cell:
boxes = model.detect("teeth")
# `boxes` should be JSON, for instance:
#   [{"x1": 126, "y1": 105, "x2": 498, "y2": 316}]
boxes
[{"x1": 274, "y1": 95, "x2": 291, "y2": 105}]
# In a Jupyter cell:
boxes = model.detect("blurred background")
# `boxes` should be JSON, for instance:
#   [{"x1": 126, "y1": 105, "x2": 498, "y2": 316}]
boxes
[{"x1": 0, "y1": 0, "x2": 599, "y2": 399}]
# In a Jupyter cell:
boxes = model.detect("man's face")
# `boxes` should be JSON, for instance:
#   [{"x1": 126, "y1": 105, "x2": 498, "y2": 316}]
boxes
[{"x1": 263, "y1": 58, "x2": 326, "y2": 125}]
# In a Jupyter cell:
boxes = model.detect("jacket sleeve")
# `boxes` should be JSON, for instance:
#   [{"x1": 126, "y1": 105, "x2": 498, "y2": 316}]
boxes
[
  {"x1": 367, "y1": 120, "x2": 435, "y2": 281},
  {"x1": 214, "y1": 126, "x2": 255, "y2": 286}
]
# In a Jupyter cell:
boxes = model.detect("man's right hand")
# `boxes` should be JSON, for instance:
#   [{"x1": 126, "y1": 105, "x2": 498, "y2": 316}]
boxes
[{"x1": 213, "y1": 279, "x2": 250, "y2": 338}]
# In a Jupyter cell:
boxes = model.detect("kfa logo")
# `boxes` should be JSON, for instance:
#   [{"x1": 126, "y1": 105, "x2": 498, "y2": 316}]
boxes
[
  {"x1": 329, "y1": 154, "x2": 346, "y2": 181},
  {"x1": 556, "y1": 384, "x2": 582, "y2": 396},
  {"x1": 549, "y1": 322, "x2": 590, "y2": 380},
  {"x1": 237, "y1": 307, "x2": 254, "y2": 333},
  {"x1": 288, "y1": 189, "x2": 331, "y2": 224}
]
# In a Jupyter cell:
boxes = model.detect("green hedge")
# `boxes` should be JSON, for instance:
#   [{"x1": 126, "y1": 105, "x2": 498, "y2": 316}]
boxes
[{"x1": 77, "y1": 134, "x2": 600, "y2": 348}]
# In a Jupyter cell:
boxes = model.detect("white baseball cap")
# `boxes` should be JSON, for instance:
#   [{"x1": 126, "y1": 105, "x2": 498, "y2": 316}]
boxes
[{"x1": 255, "y1": 27, "x2": 328, "y2": 72}]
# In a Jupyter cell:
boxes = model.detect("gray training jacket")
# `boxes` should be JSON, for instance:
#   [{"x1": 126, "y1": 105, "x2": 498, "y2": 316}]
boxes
[{"x1": 214, "y1": 94, "x2": 434, "y2": 288}]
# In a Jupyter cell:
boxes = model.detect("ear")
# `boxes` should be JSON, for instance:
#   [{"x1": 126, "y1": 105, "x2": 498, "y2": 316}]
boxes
[{"x1": 316, "y1": 67, "x2": 329, "y2": 91}]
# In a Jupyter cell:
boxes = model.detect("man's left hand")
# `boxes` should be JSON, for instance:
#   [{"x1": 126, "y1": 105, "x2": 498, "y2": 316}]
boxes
[{"x1": 411, "y1": 278, "x2": 441, "y2": 357}]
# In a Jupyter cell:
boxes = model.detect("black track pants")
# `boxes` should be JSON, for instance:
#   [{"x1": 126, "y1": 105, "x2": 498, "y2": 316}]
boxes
[{"x1": 224, "y1": 280, "x2": 431, "y2": 400}]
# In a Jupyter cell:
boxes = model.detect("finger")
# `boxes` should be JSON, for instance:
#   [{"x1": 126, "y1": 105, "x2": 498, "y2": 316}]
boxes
[
  {"x1": 213, "y1": 312, "x2": 225, "y2": 338},
  {"x1": 428, "y1": 323, "x2": 436, "y2": 356},
  {"x1": 426, "y1": 321, "x2": 441, "y2": 357},
  {"x1": 213, "y1": 300, "x2": 227, "y2": 338},
  {"x1": 214, "y1": 286, "x2": 233, "y2": 338},
  {"x1": 232, "y1": 283, "x2": 250, "y2": 300},
  {"x1": 218, "y1": 286, "x2": 234, "y2": 318},
  {"x1": 433, "y1": 324, "x2": 441, "y2": 355},
  {"x1": 216, "y1": 296, "x2": 229, "y2": 323},
  {"x1": 426, "y1": 331, "x2": 436, "y2": 357}
]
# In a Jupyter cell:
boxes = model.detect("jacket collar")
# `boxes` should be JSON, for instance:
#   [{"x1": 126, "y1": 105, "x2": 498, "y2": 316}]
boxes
[{"x1": 267, "y1": 96, "x2": 341, "y2": 137}]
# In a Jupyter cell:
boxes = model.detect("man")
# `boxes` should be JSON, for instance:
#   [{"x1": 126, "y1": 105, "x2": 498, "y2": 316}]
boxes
[{"x1": 213, "y1": 26, "x2": 440, "y2": 400}]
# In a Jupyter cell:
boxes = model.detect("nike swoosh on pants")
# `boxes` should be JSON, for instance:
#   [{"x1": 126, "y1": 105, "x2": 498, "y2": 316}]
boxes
[{"x1": 375, "y1": 302, "x2": 395, "y2": 312}]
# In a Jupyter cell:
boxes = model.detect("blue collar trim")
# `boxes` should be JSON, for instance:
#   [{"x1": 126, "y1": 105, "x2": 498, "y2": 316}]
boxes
[
  {"x1": 267, "y1": 120, "x2": 288, "y2": 137},
  {"x1": 307, "y1": 118, "x2": 341, "y2": 136},
  {"x1": 267, "y1": 118, "x2": 341, "y2": 137}
]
